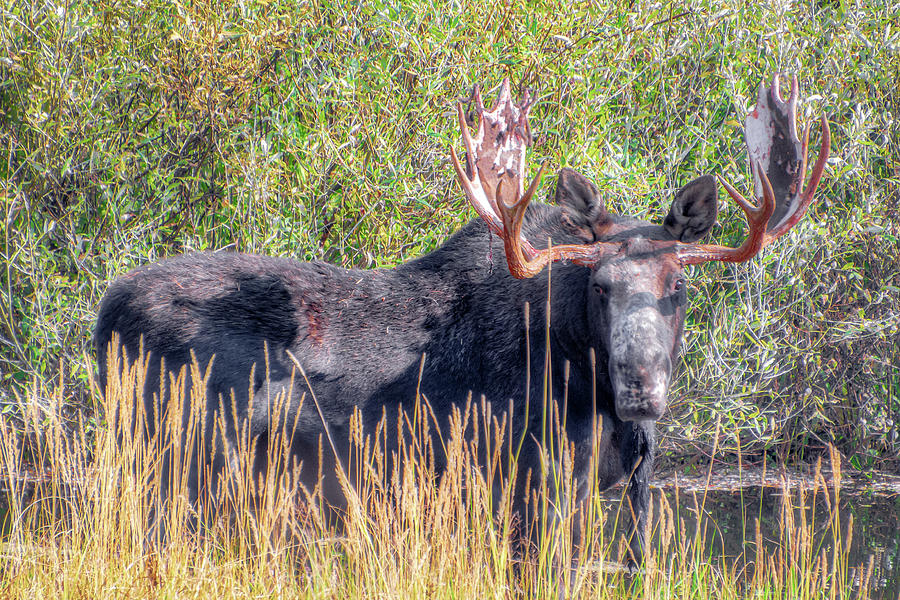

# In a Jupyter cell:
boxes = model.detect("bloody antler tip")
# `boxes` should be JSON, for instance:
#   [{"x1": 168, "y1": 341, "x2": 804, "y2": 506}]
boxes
[
  {"x1": 473, "y1": 85, "x2": 484, "y2": 113},
  {"x1": 520, "y1": 88, "x2": 534, "y2": 112},
  {"x1": 771, "y1": 73, "x2": 782, "y2": 103},
  {"x1": 494, "y1": 78, "x2": 513, "y2": 110},
  {"x1": 757, "y1": 79, "x2": 768, "y2": 105}
]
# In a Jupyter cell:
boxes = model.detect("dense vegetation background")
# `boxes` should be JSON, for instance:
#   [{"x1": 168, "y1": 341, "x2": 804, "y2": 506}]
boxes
[{"x1": 1, "y1": 0, "x2": 898, "y2": 471}]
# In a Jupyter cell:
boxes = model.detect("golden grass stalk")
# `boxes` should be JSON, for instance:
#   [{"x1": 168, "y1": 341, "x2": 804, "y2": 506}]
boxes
[{"x1": 0, "y1": 350, "x2": 870, "y2": 599}]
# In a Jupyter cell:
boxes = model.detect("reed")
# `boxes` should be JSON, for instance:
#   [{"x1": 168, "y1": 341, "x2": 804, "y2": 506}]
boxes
[{"x1": 0, "y1": 354, "x2": 869, "y2": 599}]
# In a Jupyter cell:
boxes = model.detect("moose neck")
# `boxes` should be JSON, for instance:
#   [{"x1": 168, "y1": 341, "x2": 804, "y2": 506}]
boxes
[{"x1": 404, "y1": 223, "x2": 614, "y2": 420}]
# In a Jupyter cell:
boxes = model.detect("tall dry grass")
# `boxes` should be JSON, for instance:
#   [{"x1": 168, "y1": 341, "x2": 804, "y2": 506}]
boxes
[{"x1": 0, "y1": 352, "x2": 873, "y2": 599}]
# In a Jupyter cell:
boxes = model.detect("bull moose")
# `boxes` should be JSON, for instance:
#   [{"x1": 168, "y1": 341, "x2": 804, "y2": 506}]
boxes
[{"x1": 95, "y1": 74, "x2": 829, "y2": 565}]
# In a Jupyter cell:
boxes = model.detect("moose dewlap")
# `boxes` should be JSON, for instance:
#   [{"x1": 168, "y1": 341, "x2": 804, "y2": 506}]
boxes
[{"x1": 96, "y1": 75, "x2": 829, "y2": 565}]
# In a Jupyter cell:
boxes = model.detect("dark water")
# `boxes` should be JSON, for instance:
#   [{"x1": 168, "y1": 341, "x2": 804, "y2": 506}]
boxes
[{"x1": 600, "y1": 470, "x2": 900, "y2": 599}]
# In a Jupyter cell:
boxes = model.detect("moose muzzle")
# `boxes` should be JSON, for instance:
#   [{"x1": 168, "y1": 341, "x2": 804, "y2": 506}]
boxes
[{"x1": 609, "y1": 294, "x2": 673, "y2": 422}]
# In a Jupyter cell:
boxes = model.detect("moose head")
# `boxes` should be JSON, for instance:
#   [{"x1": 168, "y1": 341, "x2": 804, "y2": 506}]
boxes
[{"x1": 450, "y1": 76, "x2": 829, "y2": 423}]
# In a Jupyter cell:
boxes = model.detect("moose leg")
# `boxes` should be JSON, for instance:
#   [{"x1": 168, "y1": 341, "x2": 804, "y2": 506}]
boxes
[{"x1": 621, "y1": 421, "x2": 656, "y2": 569}]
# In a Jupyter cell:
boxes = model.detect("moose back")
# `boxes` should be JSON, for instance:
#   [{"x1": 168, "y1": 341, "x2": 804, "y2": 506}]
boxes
[{"x1": 95, "y1": 76, "x2": 828, "y2": 563}]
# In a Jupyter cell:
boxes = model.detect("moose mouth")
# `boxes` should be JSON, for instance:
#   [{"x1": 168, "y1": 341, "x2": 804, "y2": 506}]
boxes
[
  {"x1": 613, "y1": 382, "x2": 668, "y2": 422},
  {"x1": 612, "y1": 354, "x2": 669, "y2": 421}
]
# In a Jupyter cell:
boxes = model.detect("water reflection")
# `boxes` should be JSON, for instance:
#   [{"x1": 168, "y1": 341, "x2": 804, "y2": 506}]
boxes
[{"x1": 601, "y1": 469, "x2": 900, "y2": 599}]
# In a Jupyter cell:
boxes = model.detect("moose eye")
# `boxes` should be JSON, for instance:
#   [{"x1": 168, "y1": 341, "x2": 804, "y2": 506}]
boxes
[{"x1": 673, "y1": 278, "x2": 686, "y2": 292}]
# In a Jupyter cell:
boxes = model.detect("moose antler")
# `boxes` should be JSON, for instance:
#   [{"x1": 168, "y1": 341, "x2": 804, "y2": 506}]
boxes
[
  {"x1": 450, "y1": 79, "x2": 620, "y2": 279},
  {"x1": 676, "y1": 74, "x2": 831, "y2": 265},
  {"x1": 451, "y1": 75, "x2": 830, "y2": 277}
]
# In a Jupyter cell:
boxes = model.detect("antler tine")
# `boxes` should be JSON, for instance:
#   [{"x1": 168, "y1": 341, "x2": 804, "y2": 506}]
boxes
[
  {"x1": 521, "y1": 159, "x2": 545, "y2": 206},
  {"x1": 494, "y1": 163, "x2": 548, "y2": 269},
  {"x1": 803, "y1": 116, "x2": 831, "y2": 203},
  {"x1": 456, "y1": 98, "x2": 476, "y2": 179},
  {"x1": 717, "y1": 173, "x2": 756, "y2": 214}
]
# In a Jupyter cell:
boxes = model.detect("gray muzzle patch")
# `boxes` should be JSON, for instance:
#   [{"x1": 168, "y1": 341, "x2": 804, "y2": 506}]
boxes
[{"x1": 609, "y1": 305, "x2": 671, "y2": 421}]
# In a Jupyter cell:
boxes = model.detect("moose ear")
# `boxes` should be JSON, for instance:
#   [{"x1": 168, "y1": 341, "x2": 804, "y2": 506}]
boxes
[
  {"x1": 664, "y1": 175, "x2": 718, "y2": 242},
  {"x1": 556, "y1": 168, "x2": 610, "y2": 242}
]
